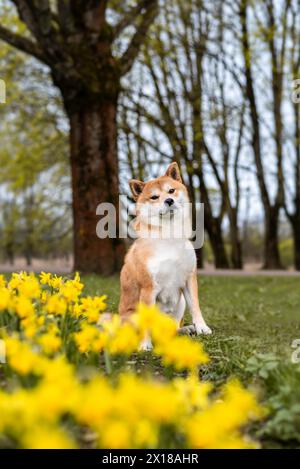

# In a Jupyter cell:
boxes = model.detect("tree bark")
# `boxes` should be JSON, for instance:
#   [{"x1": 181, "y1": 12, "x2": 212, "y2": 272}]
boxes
[
  {"x1": 263, "y1": 206, "x2": 282, "y2": 269},
  {"x1": 188, "y1": 182, "x2": 204, "y2": 269},
  {"x1": 206, "y1": 217, "x2": 229, "y2": 269},
  {"x1": 194, "y1": 171, "x2": 229, "y2": 269},
  {"x1": 292, "y1": 220, "x2": 300, "y2": 271},
  {"x1": 68, "y1": 98, "x2": 125, "y2": 275},
  {"x1": 229, "y1": 207, "x2": 243, "y2": 269},
  {"x1": 6, "y1": 243, "x2": 15, "y2": 266}
]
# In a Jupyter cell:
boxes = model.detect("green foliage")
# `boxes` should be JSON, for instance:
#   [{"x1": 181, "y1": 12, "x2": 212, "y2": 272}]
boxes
[
  {"x1": 279, "y1": 238, "x2": 293, "y2": 268},
  {"x1": 246, "y1": 354, "x2": 300, "y2": 445},
  {"x1": 0, "y1": 10, "x2": 71, "y2": 263}
]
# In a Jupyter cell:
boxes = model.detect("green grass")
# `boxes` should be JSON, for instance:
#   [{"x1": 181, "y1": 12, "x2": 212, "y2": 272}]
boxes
[
  {"x1": 82, "y1": 274, "x2": 300, "y2": 366},
  {"x1": 82, "y1": 274, "x2": 300, "y2": 448}
]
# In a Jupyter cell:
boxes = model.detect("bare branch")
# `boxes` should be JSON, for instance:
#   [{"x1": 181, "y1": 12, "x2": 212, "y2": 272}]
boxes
[
  {"x1": 120, "y1": 122, "x2": 171, "y2": 160},
  {"x1": 114, "y1": 0, "x2": 150, "y2": 38},
  {"x1": 11, "y1": 0, "x2": 43, "y2": 39},
  {"x1": 119, "y1": 0, "x2": 158, "y2": 76},
  {"x1": 12, "y1": 0, "x2": 64, "y2": 60},
  {"x1": 0, "y1": 25, "x2": 47, "y2": 63}
]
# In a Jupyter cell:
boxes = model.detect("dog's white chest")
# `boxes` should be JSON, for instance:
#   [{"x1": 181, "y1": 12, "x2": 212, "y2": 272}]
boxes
[{"x1": 147, "y1": 240, "x2": 196, "y2": 308}]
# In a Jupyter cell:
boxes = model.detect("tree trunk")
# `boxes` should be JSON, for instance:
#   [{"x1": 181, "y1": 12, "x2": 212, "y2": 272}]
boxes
[
  {"x1": 206, "y1": 219, "x2": 230, "y2": 269},
  {"x1": 188, "y1": 183, "x2": 204, "y2": 269},
  {"x1": 195, "y1": 173, "x2": 229, "y2": 269},
  {"x1": 68, "y1": 98, "x2": 125, "y2": 275},
  {"x1": 229, "y1": 207, "x2": 243, "y2": 269},
  {"x1": 25, "y1": 251, "x2": 32, "y2": 267},
  {"x1": 195, "y1": 248, "x2": 203, "y2": 269},
  {"x1": 292, "y1": 218, "x2": 300, "y2": 271},
  {"x1": 7, "y1": 248, "x2": 14, "y2": 266},
  {"x1": 231, "y1": 237, "x2": 243, "y2": 270},
  {"x1": 263, "y1": 206, "x2": 283, "y2": 269}
]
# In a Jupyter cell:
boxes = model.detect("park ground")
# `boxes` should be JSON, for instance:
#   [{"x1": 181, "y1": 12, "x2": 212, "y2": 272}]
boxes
[{"x1": 82, "y1": 274, "x2": 300, "y2": 448}]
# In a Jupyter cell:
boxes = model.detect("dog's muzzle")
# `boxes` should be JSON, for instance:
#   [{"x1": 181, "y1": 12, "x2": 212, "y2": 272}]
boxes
[{"x1": 164, "y1": 198, "x2": 174, "y2": 207}]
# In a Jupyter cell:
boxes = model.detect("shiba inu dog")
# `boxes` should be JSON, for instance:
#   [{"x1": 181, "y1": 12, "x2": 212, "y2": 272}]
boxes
[{"x1": 119, "y1": 162, "x2": 211, "y2": 350}]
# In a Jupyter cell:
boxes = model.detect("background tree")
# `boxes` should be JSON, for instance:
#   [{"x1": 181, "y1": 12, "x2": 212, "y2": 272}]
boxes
[
  {"x1": 0, "y1": 0, "x2": 158, "y2": 274},
  {"x1": 120, "y1": 0, "x2": 248, "y2": 268},
  {"x1": 0, "y1": 30, "x2": 72, "y2": 266},
  {"x1": 238, "y1": 0, "x2": 284, "y2": 269},
  {"x1": 284, "y1": 0, "x2": 300, "y2": 270}
]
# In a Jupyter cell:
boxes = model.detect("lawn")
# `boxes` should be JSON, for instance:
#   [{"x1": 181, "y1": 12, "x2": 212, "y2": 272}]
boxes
[{"x1": 82, "y1": 274, "x2": 300, "y2": 448}]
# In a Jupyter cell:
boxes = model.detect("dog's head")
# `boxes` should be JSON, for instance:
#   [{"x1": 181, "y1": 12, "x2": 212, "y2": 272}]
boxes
[{"x1": 129, "y1": 163, "x2": 191, "y2": 236}]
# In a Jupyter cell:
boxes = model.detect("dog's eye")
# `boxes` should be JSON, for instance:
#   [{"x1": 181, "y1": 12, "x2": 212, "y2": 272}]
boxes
[
  {"x1": 150, "y1": 195, "x2": 159, "y2": 200},
  {"x1": 168, "y1": 188, "x2": 175, "y2": 194}
]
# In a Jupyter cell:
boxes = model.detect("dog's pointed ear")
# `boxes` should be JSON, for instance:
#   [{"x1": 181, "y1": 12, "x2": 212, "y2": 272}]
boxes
[
  {"x1": 129, "y1": 179, "x2": 145, "y2": 200},
  {"x1": 165, "y1": 162, "x2": 182, "y2": 182}
]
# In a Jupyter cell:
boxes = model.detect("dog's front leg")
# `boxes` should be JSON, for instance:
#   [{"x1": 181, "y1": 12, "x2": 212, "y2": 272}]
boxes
[
  {"x1": 183, "y1": 270, "x2": 212, "y2": 335},
  {"x1": 139, "y1": 286, "x2": 155, "y2": 351}
]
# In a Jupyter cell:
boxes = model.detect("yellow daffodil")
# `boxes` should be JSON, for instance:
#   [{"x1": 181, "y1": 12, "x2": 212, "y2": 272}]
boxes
[
  {"x1": 46, "y1": 294, "x2": 67, "y2": 316},
  {"x1": 5, "y1": 337, "x2": 42, "y2": 375},
  {"x1": 8, "y1": 272, "x2": 24, "y2": 290},
  {"x1": 0, "y1": 272, "x2": 263, "y2": 450},
  {"x1": 22, "y1": 426, "x2": 77, "y2": 449},
  {"x1": 155, "y1": 335, "x2": 209, "y2": 370},
  {"x1": 59, "y1": 274, "x2": 83, "y2": 302},
  {"x1": 79, "y1": 295, "x2": 107, "y2": 323},
  {"x1": 14, "y1": 295, "x2": 35, "y2": 319},
  {"x1": 106, "y1": 323, "x2": 141, "y2": 355},
  {"x1": 99, "y1": 420, "x2": 131, "y2": 449},
  {"x1": 74, "y1": 324, "x2": 107, "y2": 353},
  {"x1": 173, "y1": 374, "x2": 212, "y2": 410},
  {"x1": 17, "y1": 275, "x2": 41, "y2": 299},
  {"x1": 0, "y1": 274, "x2": 6, "y2": 288},
  {"x1": 0, "y1": 287, "x2": 11, "y2": 311},
  {"x1": 49, "y1": 275, "x2": 63, "y2": 289},
  {"x1": 38, "y1": 333, "x2": 62, "y2": 355},
  {"x1": 40, "y1": 290, "x2": 50, "y2": 304},
  {"x1": 21, "y1": 316, "x2": 39, "y2": 338},
  {"x1": 39, "y1": 272, "x2": 52, "y2": 285}
]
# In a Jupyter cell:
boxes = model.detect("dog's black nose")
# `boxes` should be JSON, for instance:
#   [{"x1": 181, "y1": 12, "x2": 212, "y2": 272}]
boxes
[{"x1": 165, "y1": 198, "x2": 174, "y2": 206}]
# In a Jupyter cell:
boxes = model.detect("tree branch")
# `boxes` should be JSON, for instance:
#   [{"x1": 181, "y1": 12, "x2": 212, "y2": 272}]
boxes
[
  {"x1": 120, "y1": 122, "x2": 172, "y2": 160},
  {"x1": 0, "y1": 25, "x2": 46, "y2": 63},
  {"x1": 119, "y1": 0, "x2": 158, "y2": 76},
  {"x1": 11, "y1": 0, "x2": 42, "y2": 40},
  {"x1": 114, "y1": 0, "x2": 151, "y2": 38},
  {"x1": 12, "y1": 0, "x2": 64, "y2": 61},
  {"x1": 57, "y1": 0, "x2": 76, "y2": 35}
]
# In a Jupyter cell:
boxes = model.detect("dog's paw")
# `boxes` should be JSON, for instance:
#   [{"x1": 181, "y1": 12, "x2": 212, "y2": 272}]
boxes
[
  {"x1": 194, "y1": 323, "x2": 212, "y2": 335},
  {"x1": 178, "y1": 325, "x2": 196, "y2": 336},
  {"x1": 139, "y1": 339, "x2": 153, "y2": 351}
]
